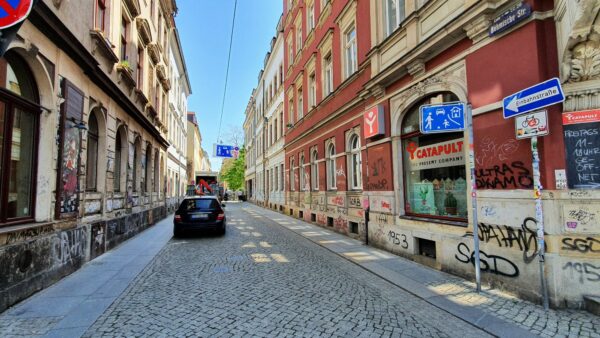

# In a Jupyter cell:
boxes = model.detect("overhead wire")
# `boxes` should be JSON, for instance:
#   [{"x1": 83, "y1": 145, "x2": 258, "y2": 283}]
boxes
[{"x1": 216, "y1": 0, "x2": 238, "y2": 144}]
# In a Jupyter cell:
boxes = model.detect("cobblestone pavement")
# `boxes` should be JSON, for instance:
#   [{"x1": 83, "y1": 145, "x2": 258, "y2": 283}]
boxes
[
  {"x1": 240, "y1": 203, "x2": 600, "y2": 338},
  {"x1": 83, "y1": 203, "x2": 491, "y2": 337}
]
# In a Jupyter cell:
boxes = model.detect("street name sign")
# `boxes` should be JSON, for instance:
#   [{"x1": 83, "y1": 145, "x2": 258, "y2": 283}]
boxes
[
  {"x1": 489, "y1": 2, "x2": 531, "y2": 37},
  {"x1": 503, "y1": 78, "x2": 564, "y2": 119},
  {"x1": 419, "y1": 102, "x2": 465, "y2": 134}
]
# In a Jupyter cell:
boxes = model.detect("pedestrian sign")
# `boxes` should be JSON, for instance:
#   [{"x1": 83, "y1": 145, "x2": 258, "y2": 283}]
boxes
[
  {"x1": 214, "y1": 144, "x2": 235, "y2": 158},
  {"x1": 503, "y1": 77, "x2": 564, "y2": 118},
  {"x1": 419, "y1": 102, "x2": 466, "y2": 134}
]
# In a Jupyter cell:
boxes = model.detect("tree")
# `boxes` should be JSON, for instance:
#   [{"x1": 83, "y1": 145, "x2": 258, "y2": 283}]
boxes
[{"x1": 220, "y1": 147, "x2": 245, "y2": 191}]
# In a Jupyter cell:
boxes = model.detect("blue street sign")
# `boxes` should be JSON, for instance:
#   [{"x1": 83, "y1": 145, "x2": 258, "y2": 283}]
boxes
[
  {"x1": 419, "y1": 102, "x2": 466, "y2": 134},
  {"x1": 214, "y1": 144, "x2": 234, "y2": 158},
  {"x1": 503, "y1": 77, "x2": 564, "y2": 119}
]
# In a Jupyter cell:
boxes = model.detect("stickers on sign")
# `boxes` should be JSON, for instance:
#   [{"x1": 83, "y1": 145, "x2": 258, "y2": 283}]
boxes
[{"x1": 515, "y1": 110, "x2": 549, "y2": 139}]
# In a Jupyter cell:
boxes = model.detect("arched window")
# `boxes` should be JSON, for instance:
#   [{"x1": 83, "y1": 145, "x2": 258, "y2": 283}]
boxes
[
  {"x1": 154, "y1": 150, "x2": 160, "y2": 193},
  {"x1": 311, "y1": 149, "x2": 319, "y2": 191},
  {"x1": 349, "y1": 134, "x2": 362, "y2": 190},
  {"x1": 401, "y1": 92, "x2": 466, "y2": 220},
  {"x1": 327, "y1": 143, "x2": 336, "y2": 190},
  {"x1": 114, "y1": 126, "x2": 128, "y2": 192},
  {"x1": 299, "y1": 154, "x2": 305, "y2": 191},
  {"x1": 144, "y1": 144, "x2": 152, "y2": 193},
  {"x1": 133, "y1": 137, "x2": 141, "y2": 192},
  {"x1": 0, "y1": 51, "x2": 40, "y2": 224},
  {"x1": 290, "y1": 157, "x2": 296, "y2": 191},
  {"x1": 86, "y1": 112, "x2": 99, "y2": 191}
]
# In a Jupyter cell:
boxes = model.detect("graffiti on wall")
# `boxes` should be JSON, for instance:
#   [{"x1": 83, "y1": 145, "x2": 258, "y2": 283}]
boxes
[
  {"x1": 563, "y1": 262, "x2": 600, "y2": 284},
  {"x1": 455, "y1": 242, "x2": 519, "y2": 277},
  {"x1": 6, "y1": 225, "x2": 54, "y2": 245},
  {"x1": 563, "y1": 204, "x2": 599, "y2": 232},
  {"x1": 475, "y1": 161, "x2": 533, "y2": 189},
  {"x1": 561, "y1": 237, "x2": 600, "y2": 254},
  {"x1": 317, "y1": 214, "x2": 327, "y2": 225},
  {"x1": 476, "y1": 137, "x2": 520, "y2": 167},
  {"x1": 388, "y1": 231, "x2": 409, "y2": 249},
  {"x1": 463, "y1": 217, "x2": 540, "y2": 263},
  {"x1": 53, "y1": 227, "x2": 87, "y2": 266},
  {"x1": 333, "y1": 216, "x2": 348, "y2": 232}
]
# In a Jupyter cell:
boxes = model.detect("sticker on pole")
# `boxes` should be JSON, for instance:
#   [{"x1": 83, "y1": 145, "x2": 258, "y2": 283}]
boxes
[
  {"x1": 0, "y1": 0, "x2": 34, "y2": 29},
  {"x1": 515, "y1": 110, "x2": 549, "y2": 139},
  {"x1": 419, "y1": 102, "x2": 466, "y2": 134},
  {"x1": 503, "y1": 78, "x2": 564, "y2": 118}
]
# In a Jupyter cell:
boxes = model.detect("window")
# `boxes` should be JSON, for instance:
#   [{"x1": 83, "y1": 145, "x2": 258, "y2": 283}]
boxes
[
  {"x1": 136, "y1": 46, "x2": 144, "y2": 90},
  {"x1": 120, "y1": 17, "x2": 128, "y2": 61},
  {"x1": 280, "y1": 111, "x2": 284, "y2": 138},
  {"x1": 296, "y1": 25, "x2": 302, "y2": 53},
  {"x1": 289, "y1": 98, "x2": 294, "y2": 125},
  {"x1": 133, "y1": 138, "x2": 141, "y2": 192},
  {"x1": 308, "y1": 4, "x2": 315, "y2": 31},
  {"x1": 95, "y1": 0, "x2": 107, "y2": 32},
  {"x1": 344, "y1": 25, "x2": 357, "y2": 78},
  {"x1": 321, "y1": 0, "x2": 328, "y2": 11},
  {"x1": 114, "y1": 127, "x2": 127, "y2": 192},
  {"x1": 290, "y1": 158, "x2": 295, "y2": 191},
  {"x1": 274, "y1": 167, "x2": 278, "y2": 191},
  {"x1": 280, "y1": 164, "x2": 284, "y2": 191},
  {"x1": 309, "y1": 73, "x2": 316, "y2": 108},
  {"x1": 297, "y1": 88, "x2": 303, "y2": 119},
  {"x1": 323, "y1": 53, "x2": 333, "y2": 96},
  {"x1": 299, "y1": 154, "x2": 305, "y2": 191},
  {"x1": 349, "y1": 134, "x2": 362, "y2": 189},
  {"x1": 86, "y1": 112, "x2": 99, "y2": 191},
  {"x1": 0, "y1": 53, "x2": 40, "y2": 225},
  {"x1": 402, "y1": 92, "x2": 466, "y2": 221},
  {"x1": 288, "y1": 40, "x2": 294, "y2": 65},
  {"x1": 327, "y1": 143, "x2": 336, "y2": 189},
  {"x1": 145, "y1": 145, "x2": 152, "y2": 193},
  {"x1": 311, "y1": 149, "x2": 319, "y2": 191},
  {"x1": 385, "y1": 0, "x2": 406, "y2": 37}
]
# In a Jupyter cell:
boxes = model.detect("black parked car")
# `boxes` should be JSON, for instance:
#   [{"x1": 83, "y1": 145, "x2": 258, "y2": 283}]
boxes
[{"x1": 173, "y1": 196, "x2": 226, "y2": 237}]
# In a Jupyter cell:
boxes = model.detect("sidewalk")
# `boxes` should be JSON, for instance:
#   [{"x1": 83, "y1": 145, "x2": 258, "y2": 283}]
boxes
[
  {"x1": 244, "y1": 203, "x2": 600, "y2": 338},
  {"x1": 0, "y1": 215, "x2": 174, "y2": 338}
]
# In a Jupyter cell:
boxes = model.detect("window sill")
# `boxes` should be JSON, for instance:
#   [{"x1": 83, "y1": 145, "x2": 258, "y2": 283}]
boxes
[
  {"x1": 399, "y1": 215, "x2": 467, "y2": 227},
  {"x1": 0, "y1": 220, "x2": 56, "y2": 243}
]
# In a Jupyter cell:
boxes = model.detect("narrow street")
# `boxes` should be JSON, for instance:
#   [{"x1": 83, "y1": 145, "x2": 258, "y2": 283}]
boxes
[{"x1": 0, "y1": 203, "x2": 492, "y2": 338}]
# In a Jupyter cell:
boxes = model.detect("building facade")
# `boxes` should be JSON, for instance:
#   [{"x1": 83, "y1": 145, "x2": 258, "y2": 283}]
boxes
[
  {"x1": 0, "y1": 0, "x2": 184, "y2": 312},
  {"x1": 260, "y1": 0, "x2": 600, "y2": 309},
  {"x1": 186, "y1": 111, "x2": 211, "y2": 186},
  {"x1": 244, "y1": 94, "x2": 257, "y2": 200},
  {"x1": 165, "y1": 27, "x2": 190, "y2": 211}
]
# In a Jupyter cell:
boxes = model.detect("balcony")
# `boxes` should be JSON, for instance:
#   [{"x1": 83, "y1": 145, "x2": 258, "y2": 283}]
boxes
[
  {"x1": 89, "y1": 29, "x2": 118, "y2": 64},
  {"x1": 147, "y1": 43, "x2": 161, "y2": 64},
  {"x1": 116, "y1": 61, "x2": 136, "y2": 89}
]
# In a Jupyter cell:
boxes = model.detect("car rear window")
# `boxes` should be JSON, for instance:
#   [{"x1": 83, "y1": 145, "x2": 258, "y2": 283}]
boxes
[{"x1": 180, "y1": 199, "x2": 219, "y2": 211}]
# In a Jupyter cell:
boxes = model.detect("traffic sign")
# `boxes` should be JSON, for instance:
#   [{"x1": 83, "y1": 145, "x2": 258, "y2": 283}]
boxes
[
  {"x1": 503, "y1": 78, "x2": 564, "y2": 118},
  {"x1": 419, "y1": 102, "x2": 465, "y2": 134},
  {"x1": 214, "y1": 144, "x2": 234, "y2": 158},
  {"x1": 0, "y1": 0, "x2": 34, "y2": 29}
]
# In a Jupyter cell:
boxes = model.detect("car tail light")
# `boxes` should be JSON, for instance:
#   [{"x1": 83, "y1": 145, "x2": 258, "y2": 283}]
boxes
[
  {"x1": 174, "y1": 215, "x2": 182, "y2": 222},
  {"x1": 217, "y1": 213, "x2": 225, "y2": 221}
]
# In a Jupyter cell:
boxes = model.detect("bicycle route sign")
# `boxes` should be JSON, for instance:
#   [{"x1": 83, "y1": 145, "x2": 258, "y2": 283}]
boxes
[
  {"x1": 515, "y1": 110, "x2": 549, "y2": 139},
  {"x1": 419, "y1": 102, "x2": 466, "y2": 134},
  {"x1": 0, "y1": 0, "x2": 34, "y2": 29}
]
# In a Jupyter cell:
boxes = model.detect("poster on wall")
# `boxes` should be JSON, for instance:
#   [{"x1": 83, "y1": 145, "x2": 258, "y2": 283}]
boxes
[
  {"x1": 57, "y1": 80, "x2": 84, "y2": 217},
  {"x1": 562, "y1": 110, "x2": 600, "y2": 189}
]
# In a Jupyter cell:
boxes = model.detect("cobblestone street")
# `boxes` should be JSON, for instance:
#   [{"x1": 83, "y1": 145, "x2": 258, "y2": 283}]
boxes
[{"x1": 82, "y1": 203, "x2": 489, "y2": 337}]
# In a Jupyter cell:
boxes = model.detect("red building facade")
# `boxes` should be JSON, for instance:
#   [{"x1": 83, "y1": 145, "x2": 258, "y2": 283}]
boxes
[{"x1": 278, "y1": 0, "x2": 599, "y2": 308}]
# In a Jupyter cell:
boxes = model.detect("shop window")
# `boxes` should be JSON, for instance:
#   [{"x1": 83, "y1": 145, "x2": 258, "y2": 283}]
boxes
[
  {"x1": 0, "y1": 52, "x2": 40, "y2": 225},
  {"x1": 299, "y1": 154, "x2": 306, "y2": 191},
  {"x1": 401, "y1": 92, "x2": 467, "y2": 221}
]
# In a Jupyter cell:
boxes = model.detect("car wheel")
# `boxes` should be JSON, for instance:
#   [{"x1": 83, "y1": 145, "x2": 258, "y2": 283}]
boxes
[{"x1": 173, "y1": 227, "x2": 183, "y2": 238}]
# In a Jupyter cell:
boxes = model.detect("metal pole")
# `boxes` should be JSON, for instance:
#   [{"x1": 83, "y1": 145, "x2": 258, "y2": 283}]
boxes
[
  {"x1": 531, "y1": 136, "x2": 549, "y2": 310},
  {"x1": 466, "y1": 104, "x2": 482, "y2": 292}
]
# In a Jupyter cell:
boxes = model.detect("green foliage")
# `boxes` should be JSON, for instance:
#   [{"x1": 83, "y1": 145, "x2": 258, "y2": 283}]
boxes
[{"x1": 221, "y1": 147, "x2": 245, "y2": 191}]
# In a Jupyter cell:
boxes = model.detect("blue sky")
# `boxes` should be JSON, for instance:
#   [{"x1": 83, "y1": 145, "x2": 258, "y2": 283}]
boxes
[{"x1": 176, "y1": 1, "x2": 282, "y2": 171}]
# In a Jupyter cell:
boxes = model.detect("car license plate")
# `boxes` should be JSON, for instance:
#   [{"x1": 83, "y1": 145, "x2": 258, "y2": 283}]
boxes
[{"x1": 191, "y1": 214, "x2": 209, "y2": 220}]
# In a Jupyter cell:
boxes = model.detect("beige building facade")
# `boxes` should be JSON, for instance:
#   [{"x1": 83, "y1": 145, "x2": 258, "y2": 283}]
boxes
[{"x1": 0, "y1": 0, "x2": 184, "y2": 312}]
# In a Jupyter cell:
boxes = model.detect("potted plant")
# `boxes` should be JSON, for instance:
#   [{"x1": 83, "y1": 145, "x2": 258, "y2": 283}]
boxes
[
  {"x1": 118, "y1": 60, "x2": 132, "y2": 73},
  {"x1": 286, "y1": 122, "x2": 294, "y2": 128},
  {"x1": 444, "y1": 192, "x2": 457, "y2": 215}
]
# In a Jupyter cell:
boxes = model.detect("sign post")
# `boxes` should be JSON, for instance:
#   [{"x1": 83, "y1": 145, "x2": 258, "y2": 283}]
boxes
[
  {"x1": 503, "y1": 79, "x2": 565, "y2": 310},
  {"x1": 420, "y1": 102, "x2": 482, "y2": 292}
]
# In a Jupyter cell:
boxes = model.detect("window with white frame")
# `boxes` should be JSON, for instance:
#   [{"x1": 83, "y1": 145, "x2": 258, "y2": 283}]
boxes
[
  {"x1": 327, "y1": 143, "x2": 336, "y2": 189},
  {"x1": 344, "y1": 24, "x2": 357, "y2": 78},
  {"x1": 349, "y1": 134, "x2": 362, "y2": 189},
  {"x1": 280, "y1": 164, "x2": 285, "y2": 191},
  {"x1": 288, "y1": 39, "x2": 294, "y2": 65},
  {"x1": 323, "y1": 53, "x2": 333, "y2": 96},
  {"x1": 385, "y1": 0, "x2": 406, "y2": 37},
  {"x1": 274, "y1": 167, "x2": 278, "y2": 191},
  {"x1": 289, "y1": 98, "x2": 294, "y2": 124},
  {"x1": 297, "y1": 88, "x2": 304, "y2": 119},
  {"x1": 311, "y1": 149, "x2": 319, "y2": 191},
  {"x1": 290, "y1": 157, "x2": 295, "y2": 191},
  {"x1": 299, "y1": 154, "x2": 306, "y2": 191},
  {"x1": 308, "y1": 4, "x2": 315, "y2": 31},
  {"x1": 309, "y1": 72, "x2": 316, "y2": 108}
]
